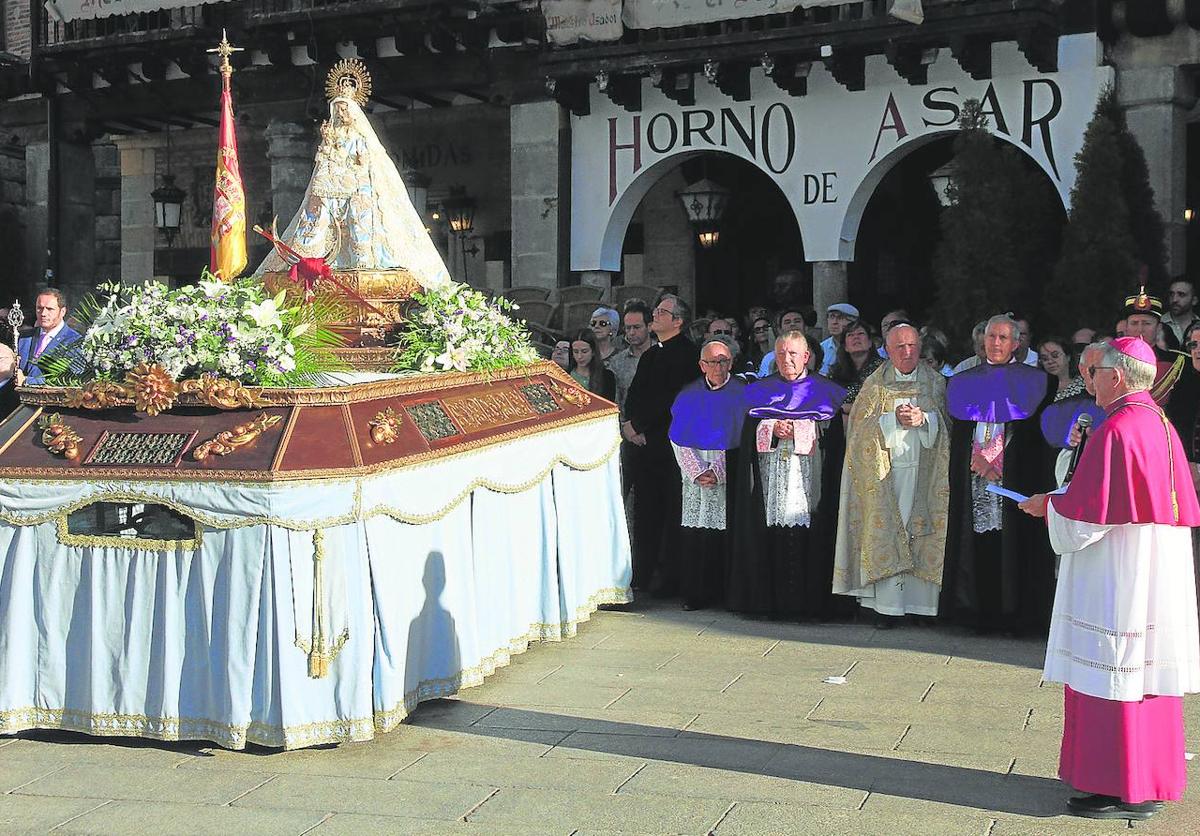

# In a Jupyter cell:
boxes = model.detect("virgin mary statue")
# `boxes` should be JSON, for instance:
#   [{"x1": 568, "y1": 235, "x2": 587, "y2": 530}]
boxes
[{"x1": 254, "y1": 59, "x2": 451, "y2": 289}]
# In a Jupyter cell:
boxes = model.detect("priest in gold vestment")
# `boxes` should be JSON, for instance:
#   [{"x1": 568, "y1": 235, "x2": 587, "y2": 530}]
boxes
[{"x1": 833, "y1": 324, "x2": 951, "y2": 620}]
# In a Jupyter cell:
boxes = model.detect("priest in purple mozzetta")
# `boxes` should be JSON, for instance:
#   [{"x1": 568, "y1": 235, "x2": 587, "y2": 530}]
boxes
[
  {"x1": 1019, "y1": 337, "x2": 1200, "y2": 822},
  {"x1": 940, "y1": 314, "x2": 1057, "y2": 634},
  {"x1": 729, "y1": 330, "x2": 847, "y2": 620},
  {"x1": 668, "y1": 336, "x2": 747, "y2": 611}
]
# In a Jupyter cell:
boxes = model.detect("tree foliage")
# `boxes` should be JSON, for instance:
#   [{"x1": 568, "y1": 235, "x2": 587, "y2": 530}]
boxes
[
  {"x1": 1097, "y1": 85, "x2": 1168, "y2": 291},
  {"x1": 1042, "y1": 101, "x2": 1139, "y2": 335},
  {"x1": 931, "y1": 100, "x2": 1057, "y2": 349}
]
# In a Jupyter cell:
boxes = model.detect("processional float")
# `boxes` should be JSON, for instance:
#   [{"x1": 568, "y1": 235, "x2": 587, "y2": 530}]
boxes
[{"x1": 0, "y1": 38, "x2": 629, "y2": 750}]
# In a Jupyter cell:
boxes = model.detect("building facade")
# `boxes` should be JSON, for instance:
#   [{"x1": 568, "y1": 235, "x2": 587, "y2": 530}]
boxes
[{"x1": 0, "y1": 1, "x2": 1194, "y2": 325}]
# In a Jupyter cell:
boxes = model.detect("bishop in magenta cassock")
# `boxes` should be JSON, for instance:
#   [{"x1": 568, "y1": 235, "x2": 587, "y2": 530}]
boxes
[{"x1": 1020, "y1": 337, "x2": 1200, "y2": 821}]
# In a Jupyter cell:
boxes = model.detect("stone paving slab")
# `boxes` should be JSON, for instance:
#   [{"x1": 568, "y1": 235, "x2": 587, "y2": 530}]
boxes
[{"x1": 3, "y1": 600, "x2": 1199, "y2": 834}]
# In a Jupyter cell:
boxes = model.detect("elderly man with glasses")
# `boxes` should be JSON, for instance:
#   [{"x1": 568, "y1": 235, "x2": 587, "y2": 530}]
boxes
[
  {"x1": 623, "y1": 294, "x2": 701, "y2": 595},
  {"x1": 941, "y1": 314, "x2": 1057, "y2": 635},
  {"x1": 668, "y1": 335, "x2": 747, "y2": 610},
  {"x1": 1019, "y1": 337, "x2": 1200, "y2": 822}
]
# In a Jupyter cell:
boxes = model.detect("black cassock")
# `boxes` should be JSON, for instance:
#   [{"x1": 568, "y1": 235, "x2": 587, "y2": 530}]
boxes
[
  {"x1": 939, "y1": 365, "x2": 1057, "y2": 635},
  {"x1": 727, "y1": 374, "x2": 848, "y2": 621}
]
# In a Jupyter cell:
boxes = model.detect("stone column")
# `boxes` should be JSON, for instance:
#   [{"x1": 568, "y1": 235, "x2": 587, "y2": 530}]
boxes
[
  {"x1": 510, "y1": 100, "x2": 564, "y2": 291},
  {"x1": 114, "y1": 142, "x2": 157, "y2": 284},
  {"x1": 264, "y1": 120, "x2": 313, "y2": 229},
  {"x1": 581, "y1": 270, "x2": 614, "y2": 298},
  {"x1": 813, "y1": 260, "x2": 849, "y2": 336},
  {"x1": 1118, "y1": 66, "x2": 1194, "y2": 277}
]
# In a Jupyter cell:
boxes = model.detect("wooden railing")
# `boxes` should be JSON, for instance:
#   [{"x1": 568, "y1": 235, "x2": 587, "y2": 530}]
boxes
[{"x1": 39, "y1": 5, "x2": 235, "y2": 50}]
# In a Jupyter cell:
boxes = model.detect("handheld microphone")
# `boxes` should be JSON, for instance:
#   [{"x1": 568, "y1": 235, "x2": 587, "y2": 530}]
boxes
[{"x1": 1064, "y1": 413, "x2": 1093, "y2": 484}]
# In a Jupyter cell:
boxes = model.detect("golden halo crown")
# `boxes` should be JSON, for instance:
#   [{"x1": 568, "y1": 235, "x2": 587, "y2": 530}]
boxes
[{"x1": 325, "y1": 58, "x2": 372, "y2": 107}]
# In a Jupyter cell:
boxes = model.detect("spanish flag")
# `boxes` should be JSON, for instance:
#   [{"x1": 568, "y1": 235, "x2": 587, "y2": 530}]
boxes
[{"x1": 210, "y1": 58, "x2": 247, "y2": 281}]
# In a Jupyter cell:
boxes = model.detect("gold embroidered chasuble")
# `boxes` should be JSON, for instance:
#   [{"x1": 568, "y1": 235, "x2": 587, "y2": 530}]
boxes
[{"x1": 833, "y1": 362, "x2": 951, "y2": 591}]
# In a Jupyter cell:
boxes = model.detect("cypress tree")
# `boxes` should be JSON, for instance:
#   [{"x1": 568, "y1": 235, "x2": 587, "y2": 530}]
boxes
[
  {"x1": 1097, "y1": 84, "x2": 1169, "y2": 290},
  {"x1": 1043, "y1": 110, "x2": 1138, "y2": 335},
  {"x1": 931, "y1": 100, "x2": 1028, "y2": 349}
]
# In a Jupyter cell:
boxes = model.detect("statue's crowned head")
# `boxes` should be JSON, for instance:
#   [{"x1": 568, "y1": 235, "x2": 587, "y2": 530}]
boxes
[{"x1": 325, "y1": 58, "x2": 373, "y2": 108}]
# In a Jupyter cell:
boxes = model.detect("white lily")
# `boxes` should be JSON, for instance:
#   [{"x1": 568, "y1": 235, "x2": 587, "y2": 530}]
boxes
[{"x1": 245, "y1": 299, "x2": 283, "y2": 329}]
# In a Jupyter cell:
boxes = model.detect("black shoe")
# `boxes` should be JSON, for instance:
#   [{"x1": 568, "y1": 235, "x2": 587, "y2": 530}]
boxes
[{"x1": 1067, "y1": 794, "x2": 1159, "y2": 820}]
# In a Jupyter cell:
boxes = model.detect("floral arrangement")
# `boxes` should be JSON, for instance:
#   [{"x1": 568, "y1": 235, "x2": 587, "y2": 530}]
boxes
[
  {"x1": 394, "y1": 282, "x2": 538, "y2": 374},
  {"x1": 43, "y1": 273, "x2": 344, "y2": 390},
  {"x1": 38, "y1": 273, "x2": 345, "y2": 414}
]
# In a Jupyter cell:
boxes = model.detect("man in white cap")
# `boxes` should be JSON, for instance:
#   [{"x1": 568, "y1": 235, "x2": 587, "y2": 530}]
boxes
[{"x1": 819, "y1": 302, "x2": 858, "y2": 376}]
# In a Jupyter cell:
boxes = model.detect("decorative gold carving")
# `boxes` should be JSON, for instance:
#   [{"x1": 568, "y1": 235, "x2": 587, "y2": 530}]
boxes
[
  {"x1": 179, "y1": 376, "x2": 272, "y2": 410},
  {"x1": 64, "y1": 380, "x2": 126, "y2": 410},
  {"x1": 38, "y1": 413, "x2": 82, "y2": 459},
  {"x1": 442, "y1": 390, "x2": 537, "y2": 435},
  {"x1": 367, "y1": 407, "x2": 401, "y2": 445},
  {"x1": 55, "y1": 513, "x2": 203, "y2": 552},
  {"x1": 548, "y1": 378, "x2": 591, "y2": 408},
  {"x1": 330, "y1": 347, "x2": 396, "y2": 372},
  {"x1": 192, "y1": 413, "x2": 284, "y2": 462},
  {"x1": 50, "y1": 374, "x2": 272, "y2": 415},
  {"x1": 125, "y1": 363, "x2": 179, "y2": 416}
]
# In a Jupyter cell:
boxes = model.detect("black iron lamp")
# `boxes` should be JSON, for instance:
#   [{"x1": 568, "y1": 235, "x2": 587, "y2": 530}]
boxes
[
  {"x1": 441, "y1": 186, "x2": 477, "y2": 235},
  {"x1": 677, "y1": 177, "x2": 730, "y2": 249},
  {"x1": 152, "y1": 126, "x2": 187, "y2": 247}
]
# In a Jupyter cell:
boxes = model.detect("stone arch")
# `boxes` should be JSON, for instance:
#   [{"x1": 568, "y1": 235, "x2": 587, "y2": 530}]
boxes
[
  {"x1": 596, "y1": 148, "x2": 807, "y2": 272},
  {"x1": 835, "y1": 130, "x2": 1069, "y2": 262}
]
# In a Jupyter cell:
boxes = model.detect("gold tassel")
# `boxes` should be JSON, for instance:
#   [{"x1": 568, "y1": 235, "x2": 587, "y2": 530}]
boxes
[{"x1": 308, "y1": 529, "x2": 328, "y2": 679}]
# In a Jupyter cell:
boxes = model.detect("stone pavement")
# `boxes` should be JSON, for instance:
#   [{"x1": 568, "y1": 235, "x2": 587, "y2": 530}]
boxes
[{"x1": 2, "y1": 601, "x2": 1198, "y2": 835}]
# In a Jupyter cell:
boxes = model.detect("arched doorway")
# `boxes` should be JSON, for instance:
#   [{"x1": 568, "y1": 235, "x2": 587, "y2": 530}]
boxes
[
  {"x1": 846, "y1": 134, "x2": 1066, "y2": 332},
  {"x1": 618, "y1": 152, "x2": 804, "y2": 321}
]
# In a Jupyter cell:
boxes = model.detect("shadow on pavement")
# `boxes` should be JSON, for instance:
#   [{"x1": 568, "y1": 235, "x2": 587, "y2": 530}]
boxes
[{"x1": 419, "y1": 703, "x2": 1067, "y2": 818}]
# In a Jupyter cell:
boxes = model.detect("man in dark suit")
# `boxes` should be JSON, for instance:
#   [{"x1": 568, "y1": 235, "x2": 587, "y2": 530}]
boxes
[
  {"x1": 622, "y1": 293, "x2": 701, "y2": 595},
  {"x1": 3, "y1": 287, "x2": 82, "y2": 389}
]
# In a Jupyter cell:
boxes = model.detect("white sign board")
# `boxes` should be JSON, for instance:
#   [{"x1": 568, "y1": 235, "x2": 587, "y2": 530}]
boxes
[
  {"x1": 623, "y1": 0, "x2": 848, "y2": 29},
  {"x1": 570, "y1": 34, "x2": 1112, "y2": 271},
  {"x1": 44, "y1": 0, "x2": 234, "y2": 23},
  {"x1": 542, "y1": 0, "x2": 623, "y2": 45}
]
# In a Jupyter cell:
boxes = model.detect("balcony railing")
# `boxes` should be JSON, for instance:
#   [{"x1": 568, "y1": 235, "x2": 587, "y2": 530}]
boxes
[{"x1": 40, "y1": 5, "x2": 235, "y2": 50}]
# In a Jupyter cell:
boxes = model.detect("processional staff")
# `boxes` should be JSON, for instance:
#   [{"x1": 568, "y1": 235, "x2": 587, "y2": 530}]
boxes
[{"x1": 7, "y1": 299, "x2": 21, "y2": 354}]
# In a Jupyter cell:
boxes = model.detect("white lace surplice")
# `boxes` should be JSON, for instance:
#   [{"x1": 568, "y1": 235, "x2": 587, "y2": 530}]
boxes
[
  {"x1": 756, "y1": 419, "x2": 821, "y2": 529},
  {"x1": 1043, "y1": 501, "x2": 1200, "y2": 701},
  {"x1": 671, "y1": 443, "x2": 728, "y2": 530}
]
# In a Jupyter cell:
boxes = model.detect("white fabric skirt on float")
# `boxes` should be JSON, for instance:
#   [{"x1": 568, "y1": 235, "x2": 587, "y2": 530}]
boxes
[{"x1": 0, "y1": 419, "x2": 632, "y2": 750}]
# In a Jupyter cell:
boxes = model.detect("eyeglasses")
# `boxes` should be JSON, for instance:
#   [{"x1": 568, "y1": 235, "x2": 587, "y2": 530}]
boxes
[
  {"x1": 652, "y1": 305, "x2": 678, "y2": 318},
  {"x1": 589, "y1": 320, "x2": 611, "y2": 328},
  {"x1": 1086, "y1": 365, "x2": 1113, "y2": 378},
  {"x1": 752, "y1": 326, "x2": 769, "y2": 334},
  {"x1": 709, "y1": 328, "x2": 733, "y2": 336},
  {"x1": 700, "y1": 357, "x2": 732, "y2": 366},
  {"x1": 1188, "y1": 341, "x2": 1200, "y2": 350}
]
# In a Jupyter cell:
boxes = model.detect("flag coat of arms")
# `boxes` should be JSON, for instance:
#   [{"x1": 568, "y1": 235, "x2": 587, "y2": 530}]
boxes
[{"x1": 211, "y1": 67, "x2": 247, "y2": 280}]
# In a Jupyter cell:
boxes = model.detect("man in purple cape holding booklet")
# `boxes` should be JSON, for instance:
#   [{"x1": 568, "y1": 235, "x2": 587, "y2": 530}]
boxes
[{"x1": 940, "y1": 314, "x2": 1057, "y2": 635}]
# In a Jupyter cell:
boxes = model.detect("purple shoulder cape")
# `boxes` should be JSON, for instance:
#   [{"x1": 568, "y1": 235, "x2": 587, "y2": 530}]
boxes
[
  {"x1": 946, "y1": 362, "x2": 1049, "y2": 422},
  {"x1": 744, "y1": 373, "x2": 847, "y2": 421},
  {"x1": 1040, "y1": 395, "x2": 1107, "y2": 449},
  {"x1": 669, "y1": 377, "x2": 748, "y2": 450}
]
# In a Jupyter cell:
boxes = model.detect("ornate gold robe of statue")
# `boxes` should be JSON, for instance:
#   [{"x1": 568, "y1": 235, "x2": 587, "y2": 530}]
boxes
[{"x1": 833, "y1": 363, "x2": 951, "y2": 603}]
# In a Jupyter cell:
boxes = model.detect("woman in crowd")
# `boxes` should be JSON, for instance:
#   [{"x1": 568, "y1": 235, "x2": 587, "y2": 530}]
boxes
[
  {"x1": 569, "y1": 328, "x2": 616, "y2": 400},
  {"x1": 746, "y1": 316, "x2": 775, "y2": 377},
  {"x1": 828, "y1": 319, "x2": 884, "y2": 408},
  {"x1": 921, "y1": 334, "x2": 953, "y2": 377},
  {"x1": 551, "y1": 339, "x2": 571, "y2": 371},
  {"x1": 1037, "y1": 336, "x2": 1074, "y2": 393},
  {"x1": 589, "y1": 307, "x2": 622, "y2": 363}
]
